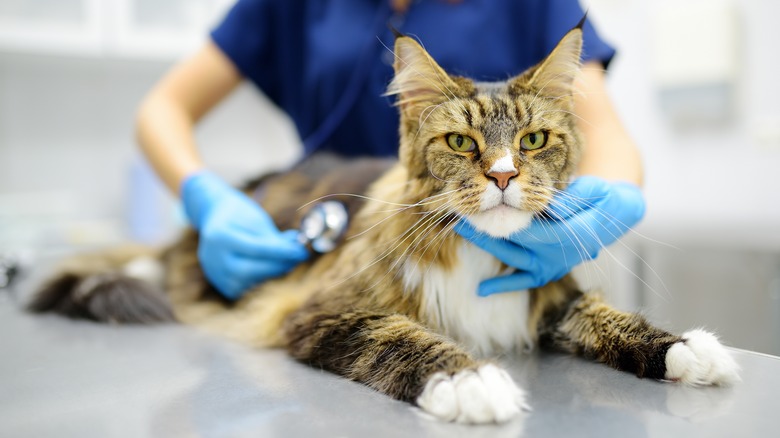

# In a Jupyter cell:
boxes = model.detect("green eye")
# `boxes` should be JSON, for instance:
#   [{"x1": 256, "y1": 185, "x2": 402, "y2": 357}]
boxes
[
  {"x1": 520, "y1": 131, "x2": 547, "y2": 150},
  {"x1": 446, "y1": 134, "x2": 476, "y2": 152}
]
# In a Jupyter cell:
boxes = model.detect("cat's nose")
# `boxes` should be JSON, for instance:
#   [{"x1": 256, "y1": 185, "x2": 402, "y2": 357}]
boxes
[{"x1": 486, "y1": 170, "x2": 518, "y2": 190}]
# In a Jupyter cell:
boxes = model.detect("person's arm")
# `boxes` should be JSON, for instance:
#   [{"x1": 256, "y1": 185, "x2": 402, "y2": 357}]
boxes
[
  {"x1": 135, "y1": 41, "x2": 242, "y2": 195},
  {"x1": 574, "y1": 62, "x2": 643, "y2": 185},
  {"x1": 135, "y1": 41, "x2": 309, "y2": 300}
]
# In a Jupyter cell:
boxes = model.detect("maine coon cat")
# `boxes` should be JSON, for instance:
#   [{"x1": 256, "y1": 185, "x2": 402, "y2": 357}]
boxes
[{"x1": 29, "y1": 23, "x2": 739, "y2": 424}]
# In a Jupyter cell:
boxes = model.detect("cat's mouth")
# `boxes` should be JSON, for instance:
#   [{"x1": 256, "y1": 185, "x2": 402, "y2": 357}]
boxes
[
  {"x1": 465, "y1": 196, "x2": 533, "y2": 238},
  {"x1": 465, "y1": 206, "x2": 533, "y2": 238},
  {"x1": 458, "y1": 183, "x2": 533, "y2": 237},
  {"x1": 482, "y1": 190, "x2": 523, "y2": 212},
  {"x1": 486, "y1": 203, "x2": 517, "y2": 213}
]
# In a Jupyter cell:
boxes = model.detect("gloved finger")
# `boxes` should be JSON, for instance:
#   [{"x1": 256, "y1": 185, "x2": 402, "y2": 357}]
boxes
[
  {"x1": 477, "y1": 272, "x2": 538, "y2": 296},
  {"x1": 454, "y1": 221, "x2": 535, "y2": 269},
  {"x1": 532, "y1": 193, "x2": 639, "y2": 259},
  {"x1": 546, "y1": 181, "x2": 644, "y2": 243},
  {"x1": 524, "y1": 211, "x2": 605, "y2": 257},
  {"x1": 604, "y1": 182, "x2": 646, "y2": 228},
  {"x1": 453, "y1": 220, "x2": 480, "y2": 240},
  {"x1": 227, "y1": 229, "x2": 310, "y2": 261},
  {"x1": 280, "y1": 229, "x2": 307, "y2": 246},
  {"x1": 543, "y1": 176, "x2": 610, "y2": 221},
  {"x1": 200, "y1": 258, "x2": 240, "y2": 299},
  {"x1": 218, "y1": 278, "x2": 247, "y2": 300},
  {"x1": 199, "y1": 236, "x2": 306, "y2": 300}
]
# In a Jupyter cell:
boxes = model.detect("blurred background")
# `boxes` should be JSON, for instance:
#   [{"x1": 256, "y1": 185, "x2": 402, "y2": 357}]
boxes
[{"x1": 0, "y1": 0, "x2": 778, "y2": 355}]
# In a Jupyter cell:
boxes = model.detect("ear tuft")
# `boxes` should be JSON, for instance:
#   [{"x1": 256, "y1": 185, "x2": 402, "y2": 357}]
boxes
[
  {"x1": 389, "y1": 24, "x2": 404, "y2": 39},
  {"x1": 385, "y1": 37, "x2": 463, "y2": 119},
  {"x1": 513, "y1": 26, "x2": 583, "y2": 97},
  {"x1": 575, "y1": 12, "x2": 588, "y2": 31}
]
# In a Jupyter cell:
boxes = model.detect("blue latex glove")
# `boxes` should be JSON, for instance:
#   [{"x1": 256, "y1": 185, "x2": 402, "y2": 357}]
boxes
[
  {"x1": 454, "y1": 176, "x2": 645, "y2": 295},
  {"x1": 181, "y1": 171, "x2": 310, "y2": 299}
]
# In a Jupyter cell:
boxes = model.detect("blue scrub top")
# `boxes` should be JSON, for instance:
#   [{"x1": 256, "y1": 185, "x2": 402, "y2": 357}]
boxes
[{"x1": 211, "y1": 0, "x2": 615, "y2": 158}]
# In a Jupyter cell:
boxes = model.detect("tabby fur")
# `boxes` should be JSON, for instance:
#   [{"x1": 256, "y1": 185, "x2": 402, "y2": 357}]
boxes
[{"x1": 28, "y1": 23, "x2": 739, "y2": 424}]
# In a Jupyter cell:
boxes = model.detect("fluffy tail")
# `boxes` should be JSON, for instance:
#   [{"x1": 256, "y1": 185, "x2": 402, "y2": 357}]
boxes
[{"x1": 27, "y1": 245, "x2": 175, "y2": 323}]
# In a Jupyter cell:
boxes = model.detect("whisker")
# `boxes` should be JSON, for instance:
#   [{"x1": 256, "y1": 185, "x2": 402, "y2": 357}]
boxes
[
  {"x1": 326, "y1": 195, "x2": 462, "y2": 291},
  {"x1": 348, "y1": 189, "x2": 460, "y2": 239},
  {"x1": 359, "y1": 205, "x2": 457, "y2": 292},
  {"x1": 538, "y1": 190, "x2": 673, "y2": 301}
]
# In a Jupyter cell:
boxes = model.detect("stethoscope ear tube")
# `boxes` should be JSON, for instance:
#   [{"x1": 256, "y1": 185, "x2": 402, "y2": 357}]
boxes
[{"x1": 298, "y1": 3, "x2": 391, "y2": 158}]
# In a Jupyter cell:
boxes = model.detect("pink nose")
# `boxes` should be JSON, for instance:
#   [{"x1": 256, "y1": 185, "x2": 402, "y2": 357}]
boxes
[{"x1": 487, "y1": 170, "x2": 518, "y2": 190}]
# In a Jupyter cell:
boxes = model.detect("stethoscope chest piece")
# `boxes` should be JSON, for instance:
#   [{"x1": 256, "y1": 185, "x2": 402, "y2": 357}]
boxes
[{"x1": 298, "y1": 201, "x2": 349, "y2": 254}]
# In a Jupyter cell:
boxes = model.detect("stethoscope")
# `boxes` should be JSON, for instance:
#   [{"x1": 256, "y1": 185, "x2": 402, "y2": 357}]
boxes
[
  {"x1": 298, "y1": 201, "x2": 350, "y2": 254},
  {"x1": 295, "y1": 3, "x2": 398, "y2": 254},
  {"x1": 299, "y1": 3, "x2": 394, "y2": 157}
]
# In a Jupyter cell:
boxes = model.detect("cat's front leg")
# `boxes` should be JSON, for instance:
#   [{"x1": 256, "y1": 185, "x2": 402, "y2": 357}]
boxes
[
  {"x1": 544, "y1": 293, "x2": 739, "y2": 385},
  {"x1": 283, "y1": 306, "x2": 527, "y2": 423}
]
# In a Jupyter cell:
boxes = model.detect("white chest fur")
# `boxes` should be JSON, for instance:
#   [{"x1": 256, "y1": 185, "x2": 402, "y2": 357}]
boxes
[{"x1": 403, "y1": 242, "x2": 531, "y2": 357}]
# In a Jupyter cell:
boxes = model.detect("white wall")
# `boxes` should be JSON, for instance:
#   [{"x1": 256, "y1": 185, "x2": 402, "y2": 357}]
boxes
[
  {"x1": 585, "y1": 0, "x2": 780, "y2": 354},
  {"x1": 587, "y1": 0, "x2": 780, "y2": 250}
]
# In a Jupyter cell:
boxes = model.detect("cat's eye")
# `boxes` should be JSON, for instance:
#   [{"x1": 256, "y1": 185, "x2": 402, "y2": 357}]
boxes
[
  {"x1": 446, "y1": 134, "x2": 476, "y2": 152},
  {"x1": 520, "y1": 131, "x2": 547, "y2": 151}
]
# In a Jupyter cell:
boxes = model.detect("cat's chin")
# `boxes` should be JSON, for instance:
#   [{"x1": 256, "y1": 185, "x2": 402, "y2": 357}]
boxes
[{"x1": 465, "y1": 206, "x2": 534, "y2": 238}]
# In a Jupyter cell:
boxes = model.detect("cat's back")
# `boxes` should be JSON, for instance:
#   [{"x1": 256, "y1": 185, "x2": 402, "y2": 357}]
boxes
[{"x1": 249, "y1": 153, "x2": 397, "y2": 232}]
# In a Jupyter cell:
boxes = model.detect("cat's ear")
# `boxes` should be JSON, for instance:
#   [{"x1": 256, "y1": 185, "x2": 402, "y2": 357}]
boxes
[
  {"x1": 386, "y1": 36, "x2": 466, "y2": 119},
  {"x1": 510, "y1": 21, "x2": 584, "y2": 97}
]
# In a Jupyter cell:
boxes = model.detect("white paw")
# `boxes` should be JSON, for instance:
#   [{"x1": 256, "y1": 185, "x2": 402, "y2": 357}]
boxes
[
  {"x1": 416, "y1": 364, "x2": 529, "y2": 424},
  {"x1": 665, "y1": 329, "x2": 740, "y2": 386},
  {"x1": 123, "y1": 256, "x2": 164, "y2": 286}
]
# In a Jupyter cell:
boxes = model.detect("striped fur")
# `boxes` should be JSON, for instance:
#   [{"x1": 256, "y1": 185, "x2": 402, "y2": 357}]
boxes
[{"x1": 29, "y1": 24, "x2": 738, "y2": 424}]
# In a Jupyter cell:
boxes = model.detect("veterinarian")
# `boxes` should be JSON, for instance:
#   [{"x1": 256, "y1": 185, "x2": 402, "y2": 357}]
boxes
[{"x1": 136, "y1": 0, "x2": 645, "y2": 299}]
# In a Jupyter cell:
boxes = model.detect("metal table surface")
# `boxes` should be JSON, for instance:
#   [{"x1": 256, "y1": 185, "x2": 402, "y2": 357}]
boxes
[{"x1": 1, "y1": 290, "x2": 777, "y2": 438}]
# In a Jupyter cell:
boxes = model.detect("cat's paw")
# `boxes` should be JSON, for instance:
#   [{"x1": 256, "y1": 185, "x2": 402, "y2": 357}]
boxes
[
  {"x1": 664, "y1": 329, "x2": 740, "y2": 386},
  {"x1": 416, "y1": 364, "x2": 529, "y2": 424}
]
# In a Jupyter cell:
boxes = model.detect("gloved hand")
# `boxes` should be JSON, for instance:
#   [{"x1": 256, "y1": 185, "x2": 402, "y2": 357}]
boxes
[
  {"x1": 454, "y1": 176, "x2": 645, "y2": 295},
  {"x1": 181, "y1": 171, "x2": 310, "y2": 299}
]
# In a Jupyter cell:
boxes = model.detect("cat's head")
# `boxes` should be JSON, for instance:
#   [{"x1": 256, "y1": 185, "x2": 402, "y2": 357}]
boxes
[{"x1": 387, "y1": 24, "x2": 584, "y2": 238}]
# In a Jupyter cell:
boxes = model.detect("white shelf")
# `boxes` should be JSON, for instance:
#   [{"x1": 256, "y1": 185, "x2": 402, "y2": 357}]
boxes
[
  {"x1": 0, "y1": 0, "x2": 103, "y2": 56},
  {"x1": 0, "y1": 0, "x2": 233, "y2": 60}
]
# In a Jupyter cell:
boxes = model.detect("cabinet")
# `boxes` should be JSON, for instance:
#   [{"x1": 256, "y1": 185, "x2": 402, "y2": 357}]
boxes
[
  {"x1": 0, "y1": 0, "x2": 103, "y2": 55},
  {"x1": 0, "y1": 0, "x2": 233, "y2": 59}
]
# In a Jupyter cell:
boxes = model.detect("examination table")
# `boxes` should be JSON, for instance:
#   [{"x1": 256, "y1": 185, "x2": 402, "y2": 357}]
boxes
[{"x1": 1, "y1": 278, "x2": 778, "y2": 438}]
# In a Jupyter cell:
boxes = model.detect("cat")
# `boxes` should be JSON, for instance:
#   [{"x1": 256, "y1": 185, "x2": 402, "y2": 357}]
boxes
[{"x1": 28, "y1": 22, "x2": 739, "y2": 424}]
